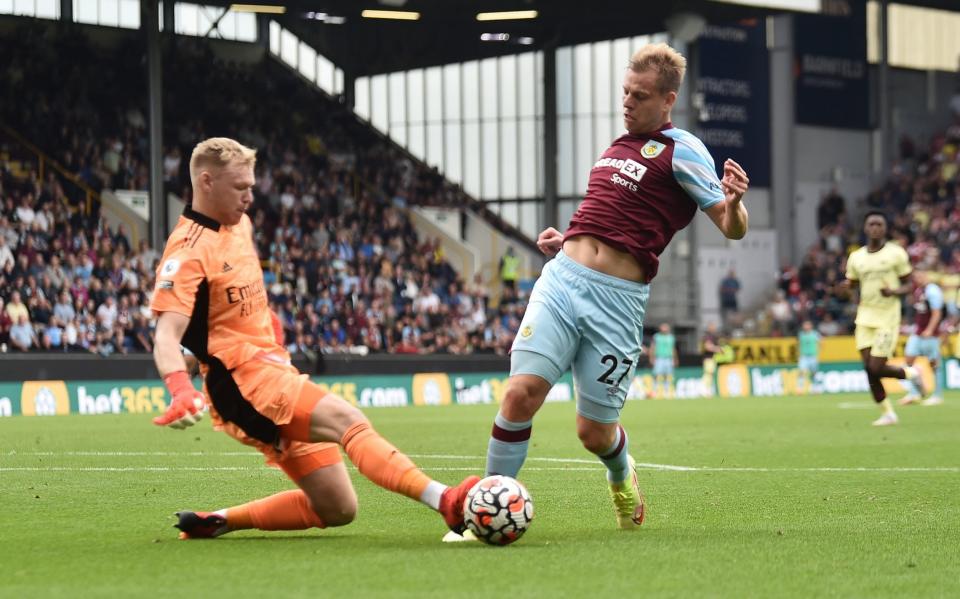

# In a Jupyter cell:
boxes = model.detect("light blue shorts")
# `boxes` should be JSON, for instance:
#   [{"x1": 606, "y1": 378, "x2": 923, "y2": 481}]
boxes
[
  {"x1": 946, "y1": 301, "x2": 958, "y2": 319},
  {"x1": 510, "y1": 251, "x2": 649, "y2": 424},
  {"x1": 798, "y1": 355, "x2": 819, "y2": 373},
  {"x1": 652, "y1": 357, "x2": 674, "y2": 377},
  {"x1": 904, "y1": 334, "x2": 940, "y2": 360}
]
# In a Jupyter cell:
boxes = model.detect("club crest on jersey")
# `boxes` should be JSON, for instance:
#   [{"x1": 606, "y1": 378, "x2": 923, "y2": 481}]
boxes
[
  {"x1": 160, "y1": 258, "x2": 180, "y2": 276},
  {"x1": 640, "y1": 140, "x2": 666, "y2": 159}
]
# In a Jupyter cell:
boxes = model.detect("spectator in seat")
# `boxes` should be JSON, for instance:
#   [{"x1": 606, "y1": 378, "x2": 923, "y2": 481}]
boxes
[
  {"x1": 5, "y1": 290, "x2": 29, "y2": 324},
  {"x1": 42, "y1": 319, "x2": 64, "y2": 350},
  {"x1": 96, "y1": 294, "x2": 118, "y2": 331},
  {"x1": 9, "y1": 314, "x2": 36, "y2": 352},
  {"x1": 499, "y1": 246, "x2": 520, "y2": 291},
  {"x1": 768, "y1": 291, "x2": 793, "y2": 336},
  {"x1": 817, "y1": 189, "x2": 846, "y2": 229},
  {"x1": 718, "y1": 269, "x2": 741, "y2": 329},
  {"x1": 0, "y1": 296, "x2": 12, "y2": 348}
]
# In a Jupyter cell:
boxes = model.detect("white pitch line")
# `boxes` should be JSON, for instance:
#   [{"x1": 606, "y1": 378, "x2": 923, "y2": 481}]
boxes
[
  {"x1": 696, "y1": 466, "x2": 960, "y2": 472},
  {"x1": 0, "y1": 466, "x2": 257, "y2": 472},
  {"x1": 636, "y1": 462, "x2": 699, "y2": 471},
  {"x1": 1, "y1": 451, "x2": 957, "y2": 474},
  {"x1": 837, "y1": 402, "x2": 876, "y2": 410},
  {"x1": 2, "y1": 465, "x2": 957, "y2": 473},
  {"x1": 409, "y1": 454, "x2": 598, "y2": 465},
  {"x1": 8, "y1": 451, "x2": 690, "y2": 470},
  {"x1": 423, "y1": 466, "x2": 960, "y2": 473},
  {"x1": 0, "y1": 466, "x2": 604, "y2": 473},
  {"x1": 10, "y1": 451, "x2": 260, "y2": 456},
  {"x1": 420, "y1": 465, "x2": 959, "y2": 473}
]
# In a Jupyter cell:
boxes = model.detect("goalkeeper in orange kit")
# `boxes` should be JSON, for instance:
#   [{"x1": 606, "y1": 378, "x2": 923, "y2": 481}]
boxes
[{"x1": 151, "y1": 137, "x2": 478, "y2": 538}]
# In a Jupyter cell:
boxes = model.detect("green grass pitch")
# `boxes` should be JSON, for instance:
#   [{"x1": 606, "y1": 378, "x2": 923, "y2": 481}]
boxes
[{"x1": 2, "y1": 393, "x2": 958, "y2": 598}]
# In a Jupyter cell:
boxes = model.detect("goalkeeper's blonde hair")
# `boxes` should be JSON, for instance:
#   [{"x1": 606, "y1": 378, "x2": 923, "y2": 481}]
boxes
[
  {"x1": 189, "y1": 137, "x2": 257, "y2": 183},
  {"x1": 629, "y1": 43, "x2": 686, "y2": 95}
]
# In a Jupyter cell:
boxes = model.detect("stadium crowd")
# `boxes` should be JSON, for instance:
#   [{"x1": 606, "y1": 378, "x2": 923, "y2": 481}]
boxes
[
  {"x1": 3, "y1": 23, "x2": 959, "y2": 354},
  {"x1": 0, "y1": 159, "x2": 528, "y2": 357},
  {"x1": 740, "y1": 112, "x2": 960, "y2": 338},
  {"x1": 0, "y1": 27, "x2": 526, "y2": 356}
]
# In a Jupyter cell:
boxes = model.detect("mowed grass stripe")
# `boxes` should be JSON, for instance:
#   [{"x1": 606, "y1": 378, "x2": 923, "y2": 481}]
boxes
[{"x1": 2, "y1": 393, "x2": 958, "y2": 599}]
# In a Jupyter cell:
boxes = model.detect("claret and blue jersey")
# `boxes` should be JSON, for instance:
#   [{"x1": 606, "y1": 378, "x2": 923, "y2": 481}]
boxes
[
  {"x1": 511, "y1": 123, "x2": 728, "y2": 420},
  {"x1": 564, "y1": 123, "x2": 725, "y2": 283}
]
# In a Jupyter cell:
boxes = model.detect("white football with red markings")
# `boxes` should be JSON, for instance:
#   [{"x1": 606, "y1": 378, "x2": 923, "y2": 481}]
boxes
[{"x1": 462, "y1": 475, "x2": 533, "y2": 546}]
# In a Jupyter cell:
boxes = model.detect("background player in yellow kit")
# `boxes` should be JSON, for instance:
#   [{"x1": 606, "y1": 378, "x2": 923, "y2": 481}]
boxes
[{"x1": 844, "y1": 211, "x2": 926, "y2": 426}]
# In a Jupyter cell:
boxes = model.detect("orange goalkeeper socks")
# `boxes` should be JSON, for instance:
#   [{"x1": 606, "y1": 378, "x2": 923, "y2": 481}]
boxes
[
  {"x1": 226, "y1": 490, "x2": 324, "y2": 531},
  {"x1": 340, "y1": 421, "x2": 436, "y2": 505},
  {"x1": 222, "y1": 422, "x2": 440, "y2": 533}
]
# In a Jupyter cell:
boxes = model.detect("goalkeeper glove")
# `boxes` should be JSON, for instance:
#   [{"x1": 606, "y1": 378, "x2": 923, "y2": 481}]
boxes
[{"x1": 153, "y1": 371, "x2": 206, "y2": 429}]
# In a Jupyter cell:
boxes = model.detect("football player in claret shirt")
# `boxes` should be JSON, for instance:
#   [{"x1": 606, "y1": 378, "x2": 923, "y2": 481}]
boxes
[
  {"x1": 481, "y1": 42, "x2": 751, "y2": 532},
  {"x1": 899, "y1": 270, "x2": 945, "y2": 406},
  {"x1": 843, "y1": 211, "x2": 927, "y2": 426},
  {"x1": 151, "y1": 137, "x2": 478, "y2": 539}
]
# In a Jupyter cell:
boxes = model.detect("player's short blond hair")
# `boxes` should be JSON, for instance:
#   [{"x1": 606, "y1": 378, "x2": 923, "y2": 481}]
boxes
[
  {"x1": 629, "y1": 43, "x2": 687, "y2": 95},
  {"x1": 189, "y1": 137, "x2": 257, "y2": 183}
]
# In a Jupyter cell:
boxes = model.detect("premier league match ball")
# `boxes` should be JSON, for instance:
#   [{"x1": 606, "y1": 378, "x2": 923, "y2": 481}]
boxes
[{"x1": 463, "y1": 475, "x2": 534, "y2": 546}]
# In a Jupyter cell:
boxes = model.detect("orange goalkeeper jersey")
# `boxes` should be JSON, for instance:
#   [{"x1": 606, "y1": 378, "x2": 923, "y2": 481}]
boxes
[{"x1": 150, "y1": 207, "x2": 287, "y2": 370}]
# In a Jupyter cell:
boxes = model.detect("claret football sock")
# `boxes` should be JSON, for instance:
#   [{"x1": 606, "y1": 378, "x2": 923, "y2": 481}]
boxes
[
  {"x1": 597, "y1": 425, "x2": 631, "y2": 484},
  {"x1": 485, "y1": 412, "x2": 532, "y2": 477}
]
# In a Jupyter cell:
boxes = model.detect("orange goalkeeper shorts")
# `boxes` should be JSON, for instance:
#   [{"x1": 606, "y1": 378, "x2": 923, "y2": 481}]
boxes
[{"x1": 204, "y1": 355, "x2": 342, "y2": 481}]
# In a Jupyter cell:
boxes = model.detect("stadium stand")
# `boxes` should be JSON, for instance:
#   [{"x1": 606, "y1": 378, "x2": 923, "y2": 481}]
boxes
[
  {"x1": 743, "y1": 107, "x2": 960, "y2": 338},
  {"x1": 0, "y1": 24, "x2": 525, "y2": 356},
  {"x1": 3, "y1": 22, "x2": 957, "y2": 351}
]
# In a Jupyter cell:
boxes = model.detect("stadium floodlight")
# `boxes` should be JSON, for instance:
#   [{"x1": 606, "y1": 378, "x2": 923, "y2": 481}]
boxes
[
  {"x1": 303, "y1": 12, "x2": 347, "y2": 24},
  {"x1": 230, "y1": 3, "x2": 286, "y2": 14},
  {"x1": 707, "y1": 0, "x2": 820, "y2": 12},
  {"x1": 476, "y1": 10, "x2": 538, "y2": 21},
  {"x1": 665, "y1": 12, "x2": 707, "y2": 43},
  {"x1": 361, "y1": 9, "x2": 421, "y2": 20},
  {"x1": 480, "y1": 33, "x2": 511, "y2": 41}
]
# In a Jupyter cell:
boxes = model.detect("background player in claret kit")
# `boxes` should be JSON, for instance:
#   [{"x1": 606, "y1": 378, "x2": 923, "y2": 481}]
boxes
[
  {"x1": 899, "y1": 270, "x2": 945, "y2": 406},
  {"x1": 843, "y1": 211, "x2": 926, "y2": 427},
  {"x1": 482, "y1": 42, "x2": 750, "y2": 532},
  {"x1": 151, "y1": 137, "x2": 478, "y2": 539}
]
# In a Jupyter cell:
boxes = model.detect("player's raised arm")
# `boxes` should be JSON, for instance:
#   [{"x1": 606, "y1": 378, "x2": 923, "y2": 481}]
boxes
[
  {"x1": 152, "y1": 310, "x2": 205, "y2": 428},
  {"x1": 536, "y1": 226, "x2": 564, "y2": 257},
  {"x1": 705, "y1": 159, "x2": 750, "y2": 240}
]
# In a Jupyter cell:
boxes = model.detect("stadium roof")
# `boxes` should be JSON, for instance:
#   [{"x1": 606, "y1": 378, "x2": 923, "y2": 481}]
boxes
[
  {"x1": 227, "y1": 0, "x2": 958, "y2": 77},
  {"x1": 273, "y1": 0, "x2": 781, "y2": 76}
]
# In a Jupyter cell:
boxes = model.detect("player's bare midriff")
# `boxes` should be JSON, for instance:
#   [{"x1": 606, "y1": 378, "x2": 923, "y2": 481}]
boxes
[{"x1": 563, "y1": 235, "x2": 646, "y2": 283}]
